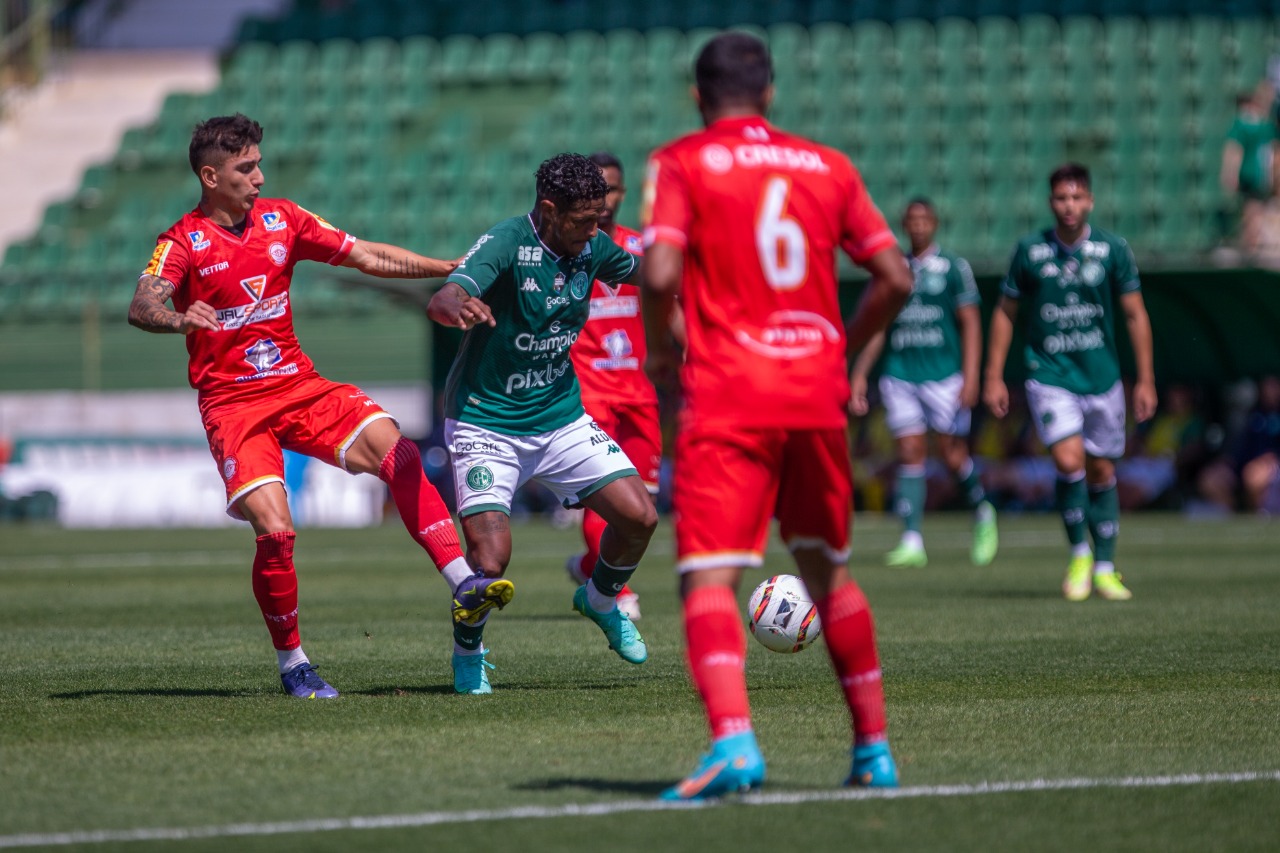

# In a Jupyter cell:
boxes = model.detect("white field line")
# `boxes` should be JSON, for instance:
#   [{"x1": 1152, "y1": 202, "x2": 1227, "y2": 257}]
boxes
[{"x1": 0, "y1": 770, "x2": 1276, "y2": 849}]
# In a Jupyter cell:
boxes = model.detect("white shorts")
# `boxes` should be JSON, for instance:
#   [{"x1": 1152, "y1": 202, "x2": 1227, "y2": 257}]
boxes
[
  {"x1": 446, "y1": 412, "x2": 639, "y2": 517},
  {"x1": 1025, "y1": 379, "x2": 1127, "y2": 459},
  {"x1": 879, "y1": 373, "x2": 971, "y2": 438}
]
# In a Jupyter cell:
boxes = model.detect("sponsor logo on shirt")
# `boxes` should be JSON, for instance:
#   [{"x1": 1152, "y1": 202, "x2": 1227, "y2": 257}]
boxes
[
  {"x1": 189, "y1": 230, "x2": 210, "y2": 251},
  {"x1": 521, "y1": 277, "x2": 539, "y2": 292},
  {"x1": 454, "y1": 440, "x2": 500, "y2": 455},
  {"x1": 590, "y1": 329, "x2": 640, "y2": 371},
  {"x1": 623, "y1": 234, "x2": 643, "y2": 253},
  {"x1": 734, "y1": 310, "x2": 841, "y2": 359},
  {"x1": 218, "y1": 293, "x2": 289, "y2": 330},
  {"x1": 1028, "y1": 243, "x2": 1054, "y2": 263},
  {"x1": 269, "y1": 242, "x2": 288, "y2": 266},
  {"x1": 260, "y1": 212, "x2": 287, "y2": 232},
  {"x1": 701, "y1": 141, "x2": 832, "y2": 175},
  {"x1": 240, "y1": 274, "x2": 267, "y2": 302},
  {"x1": 553, "y1": 272, "x2": 566, "y2": 293},
  {"x1": 458, "y1": 234, "x2": 493, "y2": 269},
  {"x1": 243, "y1": 339, "x2": 283, "y2": 373},
  {"x1": 517, "y1": 246, "x2": 544, "y2": 265},
  {"x1": 199, "y1": 260, "x2": 229, "y2": 277},
  {"x1": 504, "y1": 359, "x2": 573, "y2": 395},
  {"x1": 588, "y1": 294, "x2": 638, "y2": 320},
  {"x1": 144, "y1": 240, "x2": 173, "y2": 276}
]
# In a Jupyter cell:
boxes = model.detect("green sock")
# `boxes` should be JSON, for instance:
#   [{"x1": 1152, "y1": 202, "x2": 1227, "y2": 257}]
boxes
[
  {"x1": 955, "y1": 459, "x2": 986, "y2": 509},
  {"x1": 1088, "y1": 481, "x2": 1120, "y2": 564},
  {"x1": 1055, "y1": 472, "x2": 1088, "y2": 547},
  {"x1": 895, "y1": 466, "x2": 926, "y2": 535},
  {"x1": 590, "y1": 556, "x2": 637, "y2": 598},
  {"x1": 453, "y1": 616, "x2": 486, "y2": 652}
]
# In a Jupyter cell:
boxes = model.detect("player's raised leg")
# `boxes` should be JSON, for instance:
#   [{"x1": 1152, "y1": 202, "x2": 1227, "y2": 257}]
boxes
[
  {"x1": 238, "y1": 483, "x2": 339, "y2": 699},
  {"x1": 574, "y1": 475, "x2": 656, "y2": 663}
]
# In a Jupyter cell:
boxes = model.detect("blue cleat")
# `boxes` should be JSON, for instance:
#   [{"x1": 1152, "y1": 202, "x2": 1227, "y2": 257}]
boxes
[
  {"x1": 572, "y1": 584, "x2": 647, "y2": 664},
  {"x1": 452, "y1": 648, "x2": 495, "y2": 695},
  {"x1": 280, "y1": 662, "x2": 339, "y2": 699},
  {"x1": 845, "y1": 740, "x2": 899, "y2": 788},
  {"x1": 660, "y1": 731, "x2": 766, "y2": 801},
  {"x1": 452, "y1": 574, "x2": 515, "y2": 625}
]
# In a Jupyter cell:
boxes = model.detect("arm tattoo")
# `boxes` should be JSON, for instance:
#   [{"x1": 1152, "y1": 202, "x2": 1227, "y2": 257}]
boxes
[
  {"x1": 372, "y1": 248, "x2": 427, "y2": 278},
  {"x1": 127, "y1": 275, "x2": 182, "y2": 333}
]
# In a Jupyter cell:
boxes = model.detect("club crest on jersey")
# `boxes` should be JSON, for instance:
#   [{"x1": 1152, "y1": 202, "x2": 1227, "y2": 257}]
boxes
[
  {"x1": 569, "y1": 271, "x2": 590, "y2": 300},
  {"x1": 260, "y1": 212, "x2": 287, "y2": 232},
  {"x1": 223, "y1": 457, "x2": 237, "y2": 481},
  {"x1": 700, "y1": 143, "x2": 735, "y2": 174},
  {"x1": 188, "y1": 230, "x2": 210, "y2": 251},
  {"x1": 244, "y1": 339, "x2": 282, "y2": 373},
  {"x1": 553, "y1": 272, "x2": 566, "y2": 293},
  {"x1": 269, "y1": 242, "x2": 288, "y2": 266}
]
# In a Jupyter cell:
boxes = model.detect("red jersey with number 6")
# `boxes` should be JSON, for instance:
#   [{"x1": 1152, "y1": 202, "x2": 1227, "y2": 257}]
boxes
[
  {"x1": 644, "y1": 116, "x2": 897, "y2": 429},
  {"x1": 142, "y1": 199, "x2": 356, "y2": 399},
  {"x1": 571, "y1": 223, "x2": 655, "y2": 407}
]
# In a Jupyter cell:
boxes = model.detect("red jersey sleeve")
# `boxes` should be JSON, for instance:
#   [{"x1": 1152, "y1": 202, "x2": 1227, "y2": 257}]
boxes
[
  {"x1": 142, "y1": 228, "x2": 194, "y2": 291},
  {"x1": 642, "y1": 149, "x2": 692, "y2": 249},
  {"x1": 838, "y1": 164, "x2": 897, "y2": 264},
  {"x1": 289, "y1": 202, "x2": 356, "y2": 265}
]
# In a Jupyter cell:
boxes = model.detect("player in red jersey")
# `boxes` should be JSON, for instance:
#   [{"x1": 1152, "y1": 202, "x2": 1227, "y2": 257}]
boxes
[
  {"x1": 127, "y1": 114, "x2": 502, "y2": 699},
  {"x1": 562, "y1": 151, "x2": 658, "y2": 621},
  {"x1": 642, "y1": 33, "x2": 913, "y2": 799}
]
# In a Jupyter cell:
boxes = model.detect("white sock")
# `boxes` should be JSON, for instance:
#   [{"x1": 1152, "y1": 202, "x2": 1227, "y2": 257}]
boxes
[
  {"x1": 975, "y1": 501, "x2": 994, "y2": 523},
  {"x1": 441, "y1": 557, "x2": 473, "y2": 593},
  {"x1": 585, "y1": 581, "x2": 617, "y2": 615},
  {"x1": 277, "y1": 647, "x2": 308, "y2": 673},
  {"x1": 1093, "y1": 561, "x2": 1115, "y2": 575},
  {"x1": 900, "y1": 531, "x2": 924, "y2": 550},
  {"x1": 453, "y1": 641, "x2": 485, "y2": 656},
  {"x1": 1071, "y1": 542, "x2": 1092, "y2": 559}
]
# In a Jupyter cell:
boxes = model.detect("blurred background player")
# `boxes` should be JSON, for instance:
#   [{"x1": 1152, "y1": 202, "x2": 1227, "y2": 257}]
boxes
[
  {"x1": 562, "y1": 150, "x2": 658, "y2": 621},
  {"x1": 643, "y1": 32, "x2": 913, "y2": 800},
  {"x1": 984, "y1": 162, "x2": 1157, "y2": 602},
  {"x1": 127, "y1": 114, "x2": 487, "y2": 699},
  {"x1": 1220, "y1": 84, "x2": 1279, "y2": 256},
  {"x1": 849, "y1": 197, "x2": 998, "y2": 568},
  {"x1": 428, "y1": 152, "x2": 657, "y2": 695}
]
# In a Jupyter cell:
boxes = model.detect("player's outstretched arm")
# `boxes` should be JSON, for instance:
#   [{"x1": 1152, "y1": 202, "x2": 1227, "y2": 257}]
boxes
[
  {"x1": 426, "y1": 281, "x2": 496, "y2": 331},
  {"x1": 127, "y1": 274, "x2": 219, "y2": 334},
  {"x1": 341, "y1": 240, "x2": 459, "y2": 279},
  {"x1": 640, "y1": 242, "x2": 683, "y2": 392},
  {"x1": 1121, "y1": 290, "x2": 1158, "y2": 422},
  {"x1": 983, "y1": 297, "x2": 1017, "y2": 418},
  {"x1": 848, "y1": 331, "x2": 885, "y2": 417},
  {"x1": 845, "y1": 247, "x2": 912, "y2": 356}
]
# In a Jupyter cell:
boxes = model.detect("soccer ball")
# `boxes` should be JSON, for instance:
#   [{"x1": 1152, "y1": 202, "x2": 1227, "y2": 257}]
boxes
[{"x1": 747, "y1": 574, "x2": 822, "y2": 653}]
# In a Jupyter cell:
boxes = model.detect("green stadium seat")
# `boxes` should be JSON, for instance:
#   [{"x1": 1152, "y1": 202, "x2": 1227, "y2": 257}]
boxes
[
  {"x1": 514, "y1": 31, "x2": 565, "y2": 82},
  {"x1": 436, "y1": 34, "x2": 480, "y2": 85},
  {"x1": 768, "y1": 22, "x2": 811, "y2": 73},
  {"x1": 935, "y1": 16, "x2": 976, "y2": 72}
]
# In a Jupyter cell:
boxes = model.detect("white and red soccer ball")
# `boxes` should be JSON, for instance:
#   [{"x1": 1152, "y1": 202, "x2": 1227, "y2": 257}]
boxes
[{"x1": 747, "y1": 574, "x2": 822, "y2": 653}]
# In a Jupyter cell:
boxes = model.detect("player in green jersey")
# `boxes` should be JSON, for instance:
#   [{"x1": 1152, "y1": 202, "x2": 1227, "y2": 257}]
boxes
[
  {"x1": 427, "y1": 153, "x2": 656, "y2": 693},
  {"x1": 984, "y1": 163, "x2": 1157, "y2": 602},
  {"x1": 849, "y1": 198, "x2": 997, "y2": 568}
]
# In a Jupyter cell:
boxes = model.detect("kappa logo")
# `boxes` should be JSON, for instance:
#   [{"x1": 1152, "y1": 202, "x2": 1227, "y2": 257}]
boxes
[
  {"x1": 189, "y1": 230, "x2": 210, "y2": 251},
  {"x1": 260, "y1": 212, "x2": 287, "y2": 232},
  {"x1": 517, "y1": 246, "x2": 544, "y2": 265},
  {"x1": 521, "y1": 277, "x2": 539, "y2": 292}
]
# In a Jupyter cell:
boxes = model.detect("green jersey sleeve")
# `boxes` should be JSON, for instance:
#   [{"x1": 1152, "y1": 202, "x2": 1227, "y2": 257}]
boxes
[
  {"x1": 591, "y1": 232, "x2": 639, "y2": 284},
  {"x1": 1112, "y1": 236, "x2": 1141, "y2": 294},
  {"x1": 1001, "y1": 243, "x2": 1028, "y2": 299},
  {"x1": 447, "y1": 231, "x2": 514, "y2": 298},
  {"x1": 950, "y1": 255, "x2": 980, "y2": 308}
]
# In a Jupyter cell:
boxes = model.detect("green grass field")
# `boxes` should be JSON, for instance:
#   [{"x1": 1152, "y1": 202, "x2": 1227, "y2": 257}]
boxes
[{"x1": 2, "y1": 514, "x2": 1278, "y2": 852}]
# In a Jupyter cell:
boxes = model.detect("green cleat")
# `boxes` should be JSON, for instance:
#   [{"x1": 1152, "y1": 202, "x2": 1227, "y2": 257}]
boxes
[
  {"x1": 1093, "y1": 571, "x2": 1133, "y2": 601},
  {"x1": 572, "y1": 585, "x2": 648, "y2": 664},
  {"x1": 1063, "y1": 553, "x2": 1093, "y2": 601},
  {"x1": 884, "y1": 542, "x2": 927, "y2": 568},
  {"x1": 971, "y1": 501, "x2": 998, "y2": 566},
  {"x1": 452, "y1": 648, "x2": 495, "y2": 694}
]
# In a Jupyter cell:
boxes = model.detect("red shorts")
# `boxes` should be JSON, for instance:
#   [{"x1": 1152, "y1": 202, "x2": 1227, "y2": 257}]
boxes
[
  {"x1": 199, "y1": 374, "x2": 393, "y2": 518},
  {"x1": 674, "y1": 425, "x2": 853, "y2": 572},
  {"x1": 583, "y1": 398, "x2": 662, "y2": 491}
]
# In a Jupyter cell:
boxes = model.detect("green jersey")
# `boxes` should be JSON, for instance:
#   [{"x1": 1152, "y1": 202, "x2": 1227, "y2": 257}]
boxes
[
  {"x1": 1002, "y1": 226, "x2": 1140, "y2": 396},
  {"x1": 443, "y1": 214, "x2": 639, "y2": 435},
  {"x1": 1227, "y1": 113, "x2": 1276, "y2": 196},
  {"x1": 881, "y1": 245, "x2": 979, "y2": 383}
]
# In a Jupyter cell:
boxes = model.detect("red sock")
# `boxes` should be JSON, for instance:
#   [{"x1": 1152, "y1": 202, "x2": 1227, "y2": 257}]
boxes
[
  {"x1": 252, "y1": 531, "x2": 299, "y2": 651},
  {"x1": 684, "y1": 585, "x2": 752, "y2": 740},
  {"x1": 815, "y1": 581, "x2": 887, "y2": 744},
  {"x1": 579, "y1": 509, "x2": 608, "y2": 579},
  {"x1": 378, "y1": 437, "x2": 464, "y2": 570}
]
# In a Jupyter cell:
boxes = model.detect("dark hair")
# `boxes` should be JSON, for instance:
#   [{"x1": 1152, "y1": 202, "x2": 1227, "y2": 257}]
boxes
[
  {"x1": 904, "y1": 196, "x2": 937, "y2": 215},
  {"x1": 1049, "y1": 162, "x2": 1091, "y2": 192},
  {"x1": 535, "y1": 152, "x2": 608, "y2": 209},
  {"x1": 588, "y1": 151, "x2": 623, "y2": 176},
  {"x1": 695, "y1": 31, "x2": 773, "y2": 111},
  {"x1": 189, "y1": 113, "x2": 263, "y2": 175}
]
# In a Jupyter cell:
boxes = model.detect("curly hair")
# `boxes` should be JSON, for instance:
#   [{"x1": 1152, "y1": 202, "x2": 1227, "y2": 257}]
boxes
[
  {"x1": 535, "y1": 152, "x2": 608, "y2": 209},
  {"x1": 189, "y1": 113, "x2": 263, "y2": 175}
]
